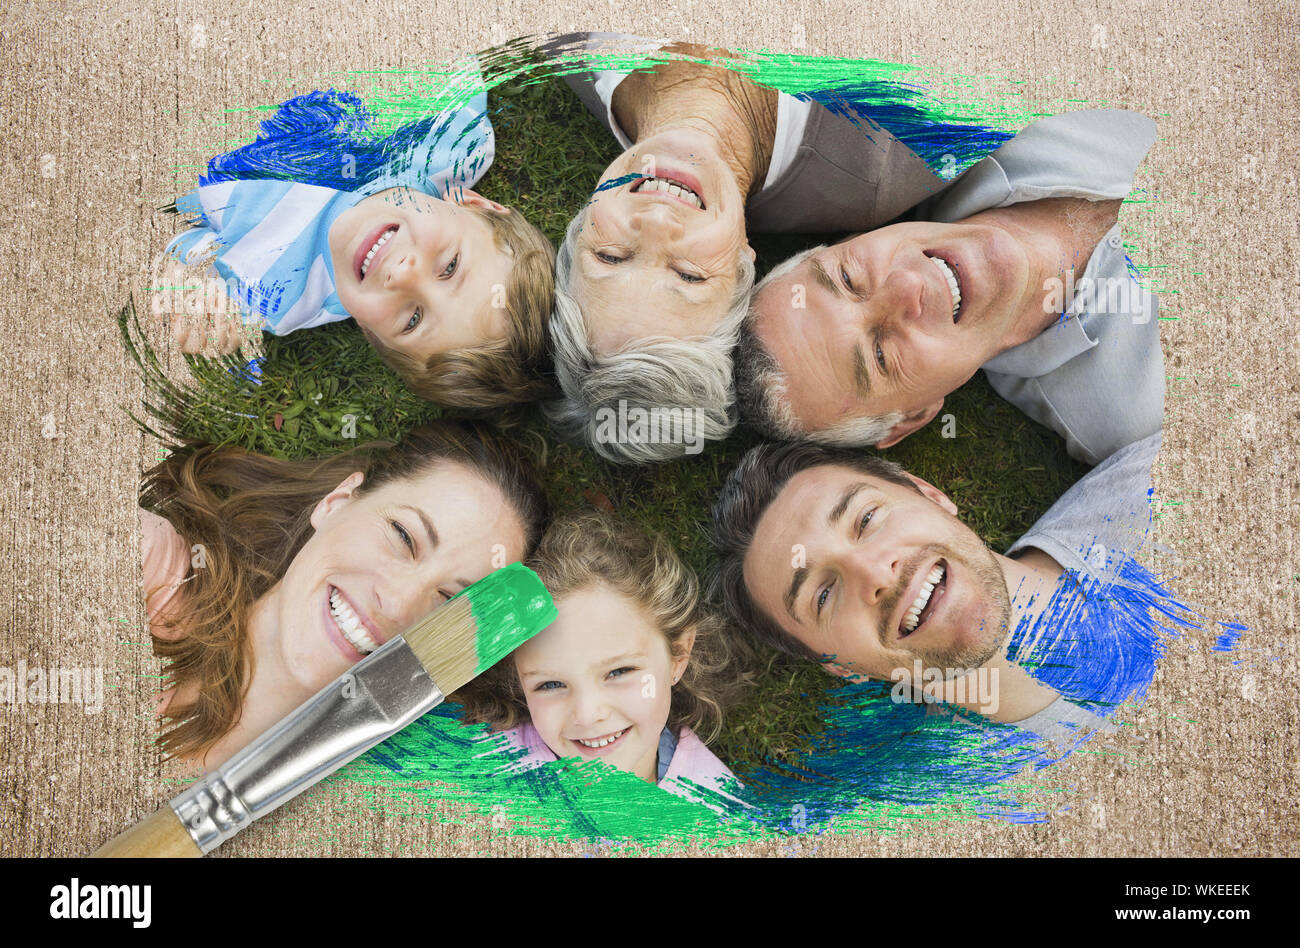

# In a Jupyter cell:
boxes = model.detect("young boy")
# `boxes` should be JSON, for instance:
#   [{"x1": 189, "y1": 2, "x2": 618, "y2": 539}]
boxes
[{"x1": 159, "y1": 90, "x2": 555, "y2": 408}]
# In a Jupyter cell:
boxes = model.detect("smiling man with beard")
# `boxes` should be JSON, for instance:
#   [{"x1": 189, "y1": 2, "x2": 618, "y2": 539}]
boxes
[{"x1": 711, "y1": 431, "x2": 1164, "y2": 736}]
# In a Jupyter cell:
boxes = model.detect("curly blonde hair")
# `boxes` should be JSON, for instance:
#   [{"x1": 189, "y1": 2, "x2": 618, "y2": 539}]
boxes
[
  {"x1": 369, "y1": 206, "x2": 557, "y2": 409},
  {"x1": 454, "y1": 511, "x2": 747, "y2": 744}
]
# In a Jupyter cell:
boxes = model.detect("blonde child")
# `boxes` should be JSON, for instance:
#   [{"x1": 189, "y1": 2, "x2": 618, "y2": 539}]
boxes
[
  {"x1": 457, "y1": 512, "x2": 748, "y2": 806},
  {"x1": 158, "y1": 87, "x2": 554, "y2": 409}
]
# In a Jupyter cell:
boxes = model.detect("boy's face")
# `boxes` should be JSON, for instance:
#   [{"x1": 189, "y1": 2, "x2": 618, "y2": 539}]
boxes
[
  {"x1": 513, "y1": 582, "x2": 691, "y2": 784},
  {"x1": 329, "y1": 188, "x2": 513, "y2": 360}
]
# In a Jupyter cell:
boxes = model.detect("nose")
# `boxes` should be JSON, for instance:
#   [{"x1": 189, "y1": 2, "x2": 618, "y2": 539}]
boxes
[
  {"x1": 374, "y1": 569, "x2": 447, "y2": 636},
  {"x1": 629, "y1": 201, "x2": 685, "y2": 241},
  {"x1": 870, "y1": 268, "x2": 925, "y2": 331},
  {"x1": 384, "y1": 249, "x2": 421, "y2": 293},
  {"x1": 851, "y1": 541, "x2": 902, "y2": 608},
  {"x1": 570, "y1": 685, "x2": 610, "y2": 729}
]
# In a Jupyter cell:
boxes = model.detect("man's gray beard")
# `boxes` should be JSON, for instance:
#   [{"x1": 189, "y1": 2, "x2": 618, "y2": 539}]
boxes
[{"x1": 878, "y1": 539, "x2": 1011, "y2": 676}]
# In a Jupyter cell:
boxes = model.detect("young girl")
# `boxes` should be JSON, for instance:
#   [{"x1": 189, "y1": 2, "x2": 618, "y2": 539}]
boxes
[
  {"x1": 159, "y1": 84, "x2": 555, "y2": 409},
  {"x1": 456, "y1": 512, "x2": 748, "y2": 808}
]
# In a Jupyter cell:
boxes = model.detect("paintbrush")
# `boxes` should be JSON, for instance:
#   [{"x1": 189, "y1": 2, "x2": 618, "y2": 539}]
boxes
[{"x1": 92, "y1": 562, "x2": 555, "y2": 857}]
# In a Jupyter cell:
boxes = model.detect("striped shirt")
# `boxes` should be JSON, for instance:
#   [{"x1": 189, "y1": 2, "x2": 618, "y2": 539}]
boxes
[{"x1": 166, "y1": 93, "x2": 494, "y2": 335}]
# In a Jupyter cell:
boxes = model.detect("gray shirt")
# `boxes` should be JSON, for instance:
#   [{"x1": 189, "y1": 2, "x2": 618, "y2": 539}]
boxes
[
  {"x1": 1003, "y1": 429, "x2": 1161, "y2": 733},
  {"x1": 548, "y1": 31, "x2": 945, "y2": 234},
  {"x1": 1007, "y1": 428, "x2": 1161, "y2": 580},
  {"x1": 913, "y1": 109, "x2": 1164, "y2": 466}
]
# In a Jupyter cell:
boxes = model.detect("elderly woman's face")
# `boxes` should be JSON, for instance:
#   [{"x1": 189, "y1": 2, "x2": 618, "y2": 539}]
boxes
[
  {"x1": 573, "y1": 128, "x2": 755, "y2": 353},
  {"x1": 264, "y1": 461, "x2": 527, "y2": 695}
]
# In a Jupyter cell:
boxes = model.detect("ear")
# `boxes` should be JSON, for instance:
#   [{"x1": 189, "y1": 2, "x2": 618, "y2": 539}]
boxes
[
  {"x1": 670, "y1": 625, "x2": 698, "y2": 685},
  {"x1": 744, "y1": 242, "x2": 757, "y2": 263},
  {"x1": 309, "y1": 471, "x2": 365, "y2": 530},
  {"x1": 875, "y1": 398, "x2": 944, "y2": 449},
  {"x1": 449, "y1": 187, "x2": 507, "y2": 214},
  {"x1": 901, "y1": 472, "x2": 959, "y2": 516}
]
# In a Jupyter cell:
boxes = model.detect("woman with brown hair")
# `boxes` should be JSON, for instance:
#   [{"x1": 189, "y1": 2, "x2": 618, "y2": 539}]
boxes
[{"x1": 138, "y1": 420, "x2": 548, "y2": 771}]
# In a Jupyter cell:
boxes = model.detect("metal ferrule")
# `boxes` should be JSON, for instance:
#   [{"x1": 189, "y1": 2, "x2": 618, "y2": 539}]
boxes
[{"x1": 169, "y1": 635, "x2": 443, "y2": 854}]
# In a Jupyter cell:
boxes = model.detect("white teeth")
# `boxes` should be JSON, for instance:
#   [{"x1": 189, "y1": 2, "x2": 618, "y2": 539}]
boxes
[
  {"x1": 633, "y1": 176, "x2": 703, "y2": 208},
  {"x1": 576, "y1": 728, "x2": 627, "y2": 748},
  {"x1": 360, "y1": 228, "x2": 397, "y2": 278},
  {"x1": 902, "y1": 565, "x2": 947, "y2": 633},
  {"x1": 927, "y1": 255, "x2": 962, "y2": 319},
  {"x1": 329, "y1": 588, "x2": 379, "y2": 655}
]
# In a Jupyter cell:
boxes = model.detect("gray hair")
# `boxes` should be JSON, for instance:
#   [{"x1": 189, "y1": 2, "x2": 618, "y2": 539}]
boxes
[
  {"x1": 708, "y1": 440, "x2": 921, "y2": 663},
  {"x1": 544, "y1": 208, "x2": 756, "y2": 464},
  {"x1": 736, "y1": 244, "x2": 905, "y2": 447}
]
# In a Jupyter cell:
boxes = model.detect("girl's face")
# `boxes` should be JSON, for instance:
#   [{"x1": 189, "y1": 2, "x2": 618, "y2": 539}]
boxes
[
  {"x1": 513, "y1": 582, "x2": 693, "y2": 784},
  {"x1": 260, "y1": 461, "x2": 527, "y2": 698}
]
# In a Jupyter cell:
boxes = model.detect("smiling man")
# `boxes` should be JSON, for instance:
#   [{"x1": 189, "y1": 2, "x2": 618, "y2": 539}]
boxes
[
  {"x1": 738, "y1": 109, "x2": 1162, "y2": 467},
  {"x1": 711, "y1": 430, "x2": 1164, "y2": 734}
]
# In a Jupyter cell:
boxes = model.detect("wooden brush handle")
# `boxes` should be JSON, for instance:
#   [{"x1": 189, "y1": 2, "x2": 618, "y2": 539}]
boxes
[{"x1": 92, "y1": 805, "x2": 202, "y2": 858}]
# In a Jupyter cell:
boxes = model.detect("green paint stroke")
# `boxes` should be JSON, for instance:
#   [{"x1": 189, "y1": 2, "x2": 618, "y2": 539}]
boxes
[
  {"x1": 459, "y1": 563, "x2": 557, "y2": 674},
  {"x1": 177, "y1": 36, "x2": 1168, "y2": 851}
]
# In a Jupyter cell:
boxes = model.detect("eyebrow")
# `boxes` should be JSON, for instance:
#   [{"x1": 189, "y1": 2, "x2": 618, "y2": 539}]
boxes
[
  {"x1": 851, "y1": 344, "x2": 873, "y2": 398},
  {"x1": 809, "y1": 257, "x2": 842, "y2": 298},
  {"x1": 519, "y1": 651, "x2": 647, "y2": 679},
  {"x1": 401, "y1": 505, "x2": 438, "y2": 551},
  {"x1": 782, "y1": 482, "x2": 868, "y2": 620}
]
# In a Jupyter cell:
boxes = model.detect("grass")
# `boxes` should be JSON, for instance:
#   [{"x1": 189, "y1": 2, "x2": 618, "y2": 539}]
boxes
[{"x1": 122, "y1": 76, "x2": 1086, "y2": 781}]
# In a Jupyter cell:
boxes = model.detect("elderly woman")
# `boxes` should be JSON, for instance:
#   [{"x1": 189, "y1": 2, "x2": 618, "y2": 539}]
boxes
[
  {"x1": 543, "y1": 33, "x2": 944, "y2": 462},
  {"x1": 138, "y1": 420, "x2": 547, "y2": 771}
]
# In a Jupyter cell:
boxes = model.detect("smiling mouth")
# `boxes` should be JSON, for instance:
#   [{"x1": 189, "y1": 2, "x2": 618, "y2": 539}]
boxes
[
  {"x1": 631, "y1": 175, "x2": 705, "y2": 210},
  {"x1": 926, "y1": 254, "x2": 963, "y2": 323},
  {"x1": 900, "y1": 562, "x2": 947, "y2": 637},
  {"x1": 572, "y1": 727, "x2": 629, "y2": 750},
  {"x1": 328, "y1": 585, "x2": 380, "y2": 655},
  {"x1": 357, "y1": 226, "x2": 398, "y2": 281}
]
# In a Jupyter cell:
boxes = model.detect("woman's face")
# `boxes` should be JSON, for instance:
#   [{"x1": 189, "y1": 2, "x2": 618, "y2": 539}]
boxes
[
  {"x1": 571, "y1": 128, "x2": 755, "y2": 353},
  {"x1": 260, "y1": 461, "x2": 528, "y2": 696}
]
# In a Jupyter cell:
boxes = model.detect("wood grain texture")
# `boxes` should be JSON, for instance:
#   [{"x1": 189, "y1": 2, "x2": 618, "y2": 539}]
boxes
[
  {"x1": 0, "y1": 0, "x2": 1295, "y2": 857},
  {"x1": 91, "y1": 804, "x2": 202, "y2": 858}
]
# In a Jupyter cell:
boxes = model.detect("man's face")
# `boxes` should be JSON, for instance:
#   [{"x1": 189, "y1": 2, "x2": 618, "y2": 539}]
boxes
[
  {"x1": 571, "y1": 129, "x2": 753, "y2": 353},
  {"x1": 741, "y1": 464, "x2": 1011, "y2": 681},
  {"x1": 750, "y1": 219, "x2": 1037, "y2": 442}
]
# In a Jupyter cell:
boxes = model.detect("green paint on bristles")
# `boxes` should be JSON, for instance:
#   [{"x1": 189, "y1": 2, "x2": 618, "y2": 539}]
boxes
[{"x1": 452, "y1": 562, "x2": 557, "y2": 674}]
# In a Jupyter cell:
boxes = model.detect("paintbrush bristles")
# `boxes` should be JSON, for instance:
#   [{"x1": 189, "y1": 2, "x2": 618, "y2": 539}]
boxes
[
  {"x1": 403, "y1": 595, "x2": 480, "y2": 693},
  {"x1": 403, "y1": 563, "x2": 556, "y2": 693}
]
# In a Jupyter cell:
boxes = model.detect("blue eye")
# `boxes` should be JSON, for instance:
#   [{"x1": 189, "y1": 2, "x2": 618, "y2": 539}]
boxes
[
  {"x1": 841, "y1": 267, "x2": 855, "y2": 294},
  {"x1": 404, "y1": 310, "x2": 422, "y2": 333},
  {"x1": 875, "y1": 339, "x2": 887, "y2": 372},
  {"x1": 815, "y1": 585, "x2": 831, "y2": 614},
  {"x1": 440, "y1": 253, "x2": 459, "y2": 278},
  {"x1": 536, "y1": 681, "x2": 563, "y2": 692},
  {"x1": 608, "y1": 666, "x2": 636, "y2": 679},
  {"x1": 858, "y1": 508, "x2": 876, "y2": 536},
  {"x1": 596, "y1": 251, "x2": 624, "y2": 264}
]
